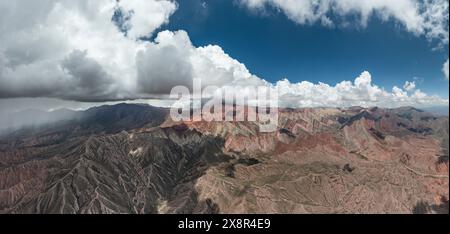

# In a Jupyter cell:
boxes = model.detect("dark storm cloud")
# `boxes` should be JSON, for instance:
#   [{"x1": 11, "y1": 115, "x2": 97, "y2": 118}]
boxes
[
  {"x1": 0, "y1": 50, "x2": 120, "y2": 102},
  {"x1": 136, "y1": 44, "x2": 194, "y2": 94},
  {"x1": 61, "y1": 50, "x2": 118, "y2": 101},
  {"x1": 0, "y1": 0, "x2": 178, "y2": 102}
]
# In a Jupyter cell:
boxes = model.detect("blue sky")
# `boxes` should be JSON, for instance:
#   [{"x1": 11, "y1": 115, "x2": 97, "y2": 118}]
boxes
[
  {"x1": 0, "y1": 0, "x2": 448, "y2": 111},
  {"x1": 158, "y1": 0, "x2": 449, "y2": 98}
]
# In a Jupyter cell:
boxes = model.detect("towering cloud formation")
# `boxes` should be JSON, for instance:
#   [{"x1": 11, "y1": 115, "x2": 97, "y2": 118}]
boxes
[
  {"x1": 240, "y1": 0, "x2": 449, "y2": 45},
  {"x1": 0, "y1": 0, "x2": 176, "y2": 101},
  {"x1": 0, "y1": 0, "x2": 448, "y2": 107},
  {"x1": 135, "y1": 30, "x2": 267, "y2": 95}
]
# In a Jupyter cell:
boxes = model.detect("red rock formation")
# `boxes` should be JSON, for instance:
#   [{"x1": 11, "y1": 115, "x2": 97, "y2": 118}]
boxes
[{"x1": 0, "y1": 104, "x2": 448, "y2": 213}]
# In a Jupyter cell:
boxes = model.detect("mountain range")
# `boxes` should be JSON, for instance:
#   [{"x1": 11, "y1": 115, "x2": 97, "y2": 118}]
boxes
[{"x1": 0, "y1": 104, "x2": 448, "y2": 214}]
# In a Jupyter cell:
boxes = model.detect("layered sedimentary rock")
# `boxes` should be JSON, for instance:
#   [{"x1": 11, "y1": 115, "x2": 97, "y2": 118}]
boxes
[{"x1": 0, "y1": 104, "x2": 448, "y2": 214}]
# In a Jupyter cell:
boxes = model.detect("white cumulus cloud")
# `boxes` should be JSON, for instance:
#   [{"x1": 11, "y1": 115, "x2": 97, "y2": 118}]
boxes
[
  {"x1": 0, "y1": 0, "x2": 177, "y2": 101},
  {"x1": 274, "y1": 71, "x2": 448, "y2": 108},
  {"x1": 240, "y1": 0, "x2": 449, "y2": 45},
  {"x1": 443, "y1": 59, "x2": 449, "y2": 80},
  {"x1": 403, "y1": 81, "x2": 416, "y2": 91},
  {"x1": 0, "y1": 0, "x2": 447, "y2": 108}
]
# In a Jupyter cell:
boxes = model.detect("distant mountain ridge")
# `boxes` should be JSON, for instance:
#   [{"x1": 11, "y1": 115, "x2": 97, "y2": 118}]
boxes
[{"x1": 0, "y1": 103, "x2": 168, "y2": 136}]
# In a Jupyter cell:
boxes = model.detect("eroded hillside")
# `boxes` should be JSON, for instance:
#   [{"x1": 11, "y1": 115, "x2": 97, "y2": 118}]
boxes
[{"x1": 0, "y1": 104, "x2": 448, "y2": 214}]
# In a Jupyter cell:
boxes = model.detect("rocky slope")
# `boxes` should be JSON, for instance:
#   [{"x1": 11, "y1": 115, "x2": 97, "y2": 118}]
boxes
[{"x1": 0, "y1": 104, "x2": 448, "y2": 214}]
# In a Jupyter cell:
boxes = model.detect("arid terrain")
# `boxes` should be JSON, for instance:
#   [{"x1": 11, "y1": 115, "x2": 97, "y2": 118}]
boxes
[{"x1": 0, "y1": 104, "x2": 448, "y2": 214}]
